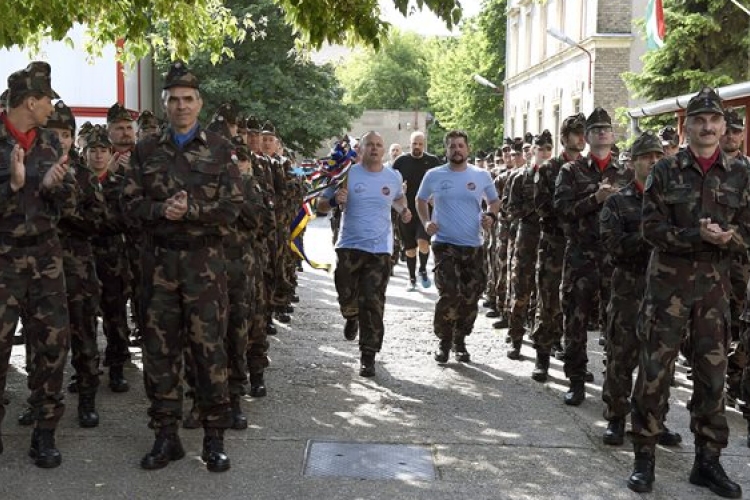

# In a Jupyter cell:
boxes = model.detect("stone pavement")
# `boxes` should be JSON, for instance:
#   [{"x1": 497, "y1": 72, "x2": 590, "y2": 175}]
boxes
[{"x1": 1, "y1": 216, "x2": 749, "y2": 499}]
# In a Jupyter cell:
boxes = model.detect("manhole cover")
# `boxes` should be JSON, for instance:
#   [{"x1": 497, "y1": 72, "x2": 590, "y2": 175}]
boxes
[{"x1": 303, "y1": 440, "x2": 436, "y2": 481}]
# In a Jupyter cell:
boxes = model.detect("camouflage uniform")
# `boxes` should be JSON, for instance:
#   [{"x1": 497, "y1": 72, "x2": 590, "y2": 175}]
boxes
[{"x1": 493, "y1": 167, "x2": 515, "y2": 316}]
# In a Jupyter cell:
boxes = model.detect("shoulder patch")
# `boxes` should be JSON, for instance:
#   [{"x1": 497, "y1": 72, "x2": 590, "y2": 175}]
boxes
[
  {"x1": 644, "y1": 174, "x2": 654, "y2": 192},
  {"x1": 600, "y1": 206, "x2": 612, "y2": 221}
]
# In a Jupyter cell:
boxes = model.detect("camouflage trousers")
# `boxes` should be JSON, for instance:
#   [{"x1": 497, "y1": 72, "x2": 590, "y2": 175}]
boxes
[
  {"x1": 0, "y1": 236, "x2": 69, "y2": 429},
  {"x1": 271, "y1": 223, "x2": 295, "y2": 309},
  {"x1": 92, "y1": 236, "x2": 131, "y2": 367},
  {"x1": 141, "y1": 242, "x2": 231, "y2": 430},
  {"x1": 433, "y1": 243, "x2": 486, "y2": 343},
  {"x1": 631, "y1": 253, "x2": 730, "y2": 453},
  {"x1": 727, "y1": 252, "x2": 750, "y2": 398},
  {"x1": 247, "y1": 242, "x2": 269, "y2": 375},
  {"x1": 126, "y1": 233, "x2": 144, "y2": 335},
  {"x1": 530, "y1": 231, "x2": 565, "y2": 352},
  {"x1": 508, "y1": 222, "x2": 540, "y2": 343},
  {"x1": 602, "y1": 266, "x2": 645, "y2": 421},
  {"x1": 560, "y1": 245, "x2": 612, "y2": 381},
  {"x1": 493, "y1": 221, "x2": 510, "y2": 314},
  {"x1": 334, "y1": 249, "x2": 392, "y2": 354},
  {"x1": 484, "y1": 229, "x2": 496, "y2": 302},
  {"x1": 62, "y1": 237, "x2": 101, "y2": 396},
  {"x1": 503, "y1": 221, "x2": 519, "y2": 314},
  {"x1": 223, "y1": 245, "x2": 252, "y2": 396}
]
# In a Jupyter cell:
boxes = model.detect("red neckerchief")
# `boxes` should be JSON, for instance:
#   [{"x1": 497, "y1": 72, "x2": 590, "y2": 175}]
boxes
[
  {"x1": 634, "y1": 179, "x2": 645, "y2": 194},
  {"x1": 1, "y1": 112, "x2": 37, "y2": 151},
  {"x1": 590, "y1": 153, "x2": 612, "y2": 173},
  {"x1": 689, "y1": 147, "x2": 720, "y2": 174},
  {"x1": 98, "y1": 170, "x2": 109, "y2": 182}
]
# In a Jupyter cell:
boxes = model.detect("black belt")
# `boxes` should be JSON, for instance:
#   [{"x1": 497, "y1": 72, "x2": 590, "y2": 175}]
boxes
[
  {"x1": 667, "y1": 251, "x2": 729, "y2": 263},
  {"x1": 0, "y1": 230, "x2": 55, "y2": 248},
  {"x1": 152, "y1": 234, "x2": 221, "y2": 251}
]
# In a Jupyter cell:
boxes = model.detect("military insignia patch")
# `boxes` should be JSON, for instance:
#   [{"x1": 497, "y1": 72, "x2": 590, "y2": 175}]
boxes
[
  {"x1": 534, "y1": 171, "x2": 540, "y2": 183},
  {"x1": 645, "y1": 174, "x2": 654, "y2": 191},
  {"x1": 600, "y1": 206, "x2": 612, "y2": 221}
]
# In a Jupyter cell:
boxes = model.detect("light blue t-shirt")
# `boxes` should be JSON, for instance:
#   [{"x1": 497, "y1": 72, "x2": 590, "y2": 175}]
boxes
[
  {"x1": 324, "y1": 164, "x2": 404, "y2": 254},
  {"x1": 416, "y1": 164, "x2": 498, "y2": 247}
]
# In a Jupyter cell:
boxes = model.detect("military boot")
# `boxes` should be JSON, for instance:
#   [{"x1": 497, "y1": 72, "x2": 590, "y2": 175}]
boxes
[
  {"x1": 453, "y1": 342, "x2": 470, "y2": 363},
  {"x1": 359, "y1": 352, "x2": 376, "y2": 377},
  {"x1": 658, "y1": 426, "x2": 682, "y2": 446},
  {"x1": 249, "y1": 373, "x2": 267, "y2": 398},
  {"x1": 108, "y1": 365, "x2": 129, "y2": 393},
  {"x1": 531, "y1": 351, "x2": 550, "y2": 382},
  {"x1": 29, "y1": 428, "x2": 62, "y2": 468},
  {"x1": 627, "y1": 450, "x2": 655, "y2": 493},
  {"x1": 602, "y1": 418, "x2": 625, "y2": 446},
  {"x1": 78, "y1": 393, "x2": 100, "y2": 428},
  {"x1": 230, "y1": 395, "x2": 248, "y2": 430},
  {"x1": 182, "y1": 404, "x2": 201, "y2": 429},
  {"x1": 343, "y1": 318, "x2": 359, "y2": 341},
  {"x1": 507, "y1": 341, "x2": 522, "y2": 360},
  {"x1": 492, "y1": 317, "x2": 509, "y2": 329},
  {"x1": 275, "y1": 311, "x2": 291, "y2": 324},
  {"x1": 563, "y1": 380, "x2": 585, "y2": 406},
  {"x1": 141, "y1": 428, "x2": 185, "y2": 470},
  {"x1": 202, "y1": 428, "x2": 231, "y2": 472},
  {"x1": 434, "y1": 340, "x2": 451, "y2": 364},
  {"x1": 18, "y1": 406, "x2": 34, "y2": 426},
  {"x1": 689, "y1": 449, "x2": 742, "y2": 498},
  {"x1": 266, "y1": 322, "x2": 277, "y2": 336}
]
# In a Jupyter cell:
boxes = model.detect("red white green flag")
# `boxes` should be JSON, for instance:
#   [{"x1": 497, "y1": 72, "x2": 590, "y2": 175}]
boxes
[{"x1": 646, "y1": 0, "x2": 665, "y2": 50}]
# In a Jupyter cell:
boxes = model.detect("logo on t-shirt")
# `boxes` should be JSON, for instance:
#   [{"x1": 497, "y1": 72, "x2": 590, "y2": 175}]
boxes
[
  {"x1": 382, "y1": 186, "x2": 391, "y2": 196},
  {"x1": 467, "y1": 182, "x2": 476, "y2": 191},
  {"x1": 354, "y1": 183, "x2": 366, "y2": 194}
]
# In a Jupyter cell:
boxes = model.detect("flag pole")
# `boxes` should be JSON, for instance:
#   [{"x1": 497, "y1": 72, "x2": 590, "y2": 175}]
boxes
[{"x1": 729, "y1": 0, "x2": 750, "y2": 17}]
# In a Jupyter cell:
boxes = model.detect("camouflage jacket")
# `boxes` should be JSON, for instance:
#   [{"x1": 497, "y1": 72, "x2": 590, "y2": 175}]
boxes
[
  {"x1": 225, "y1": 172, "x2": 265, "y2": 249},
  {"x1": 507, "y1": 165, "x2": 539, "y2": 224},
  {"x1": 534, "y1": 154, "x2": 574, "y2": 236},
  {"x1": 499, "y1": 167, "x2": 522, "y2": 222},
  {"x1": 122, "y1": 126, "x2": 242, "y2": 238},
  {"x1": 554, "y1": 154, "x2": 633, "y2": 247},
  {"x1": 599, "y1": 181, "x2": 650, "y2": 270},
  {"x1": 0, "y1": 119, "x2": 77, "y2": 237},
  {"x1": 251, "y1": 153, "x2": 277, "y2": 239},
  {"x1": 58, "y1": 153, "x2": 107, "y2": 240},
  {"x1": 642, "y1": 148, "x2": 750, "y2": 255}
]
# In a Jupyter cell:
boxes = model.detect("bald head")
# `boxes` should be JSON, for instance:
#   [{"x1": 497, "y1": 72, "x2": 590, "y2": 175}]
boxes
[
  {"x1": 410, "y1": 131, "x2": 426, "y2": 158},
  {"x1": 389, "y1": 143, "x2": 403, "y2": 162}
]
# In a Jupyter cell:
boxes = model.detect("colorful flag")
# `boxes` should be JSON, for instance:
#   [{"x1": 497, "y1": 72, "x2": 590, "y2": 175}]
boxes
[{"x1": 645, "y1": 0, "x2": 665, "y2": 50}]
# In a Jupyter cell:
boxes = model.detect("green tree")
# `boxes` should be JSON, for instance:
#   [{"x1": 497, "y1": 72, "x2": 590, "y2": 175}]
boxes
[
  {"x1": 336, "y1": 30, "x2": 433, "y2": 112},
  {"x1": 427, "y1": 0, "x2": 506, "y2": 153},
  {"x1": 1, "y1": 0, "x2": 463, "y2": 60},
  {"x1": 623, "y1": 0, "x2": 750, "y2": 101},
  {"x1": 171, "y1": 0, "x2": 359, "y2": 156}
]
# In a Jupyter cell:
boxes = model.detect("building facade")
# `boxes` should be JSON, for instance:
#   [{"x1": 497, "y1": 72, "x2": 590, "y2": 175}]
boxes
[{"x1": 504, "y1": 0, "x2": 649, "y2": 152}]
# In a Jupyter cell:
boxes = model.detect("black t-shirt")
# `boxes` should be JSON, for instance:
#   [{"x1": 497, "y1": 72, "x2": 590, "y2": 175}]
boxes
[{"x1": 392, "y1": 152, "x2": 442, "y2": 210}]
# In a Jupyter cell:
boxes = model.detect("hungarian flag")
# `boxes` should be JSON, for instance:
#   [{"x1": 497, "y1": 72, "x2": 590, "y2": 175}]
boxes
[{"x1": 646, "y1": 0, "x2": 665, "y2": 50}]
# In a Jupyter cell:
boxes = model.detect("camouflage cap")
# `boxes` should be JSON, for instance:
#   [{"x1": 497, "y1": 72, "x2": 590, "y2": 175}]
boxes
[
  {"x1": 47, "y1": 100, "x2": 76, "y2": 131},
  {"x1": 511, "y1": 138, "x2": 523, "y2": 153},
  {"x1": 137, "y1": 110, "x2": 160, "y2": 129},
  {"x1": 236, "y1": 116, "x2": 247, "y2": 132},
  {"x1": 523, "y1": 132, "x2": 534, "y2": 145},
  {"x1": 619, "y1": 149, "x2": 631, "y2": 163},
  {"x1": 503, "y1": 136, "x2": 513, "y2": 146},
  {"x1": 246, "y1": 115, "x2": 261, "y2": 133},
  {"x1": 7, "y1": 61, "x2": 60, "y2": 101},
  {"x1": 107, "y1": 103, "x2": 133, "y2": 124},
  {"x1": 630, "y1": 130, "x2": 664, "y2": 158},
  {"x1": 78, "y1": 121, "x2": 94, "y2": 138},
  {"x1": 535, "y1": 129, "x2": 553, "y2": 147},
  {"x1": 0, "y1": 89, "x2": 7, "y2": 107},
  {"x1": 230, "y1": 135, "x2": 250, "y2": 160},
  {"x1": 163, "y1": 60, "x2": 200, "y2": 90},
  {"x1": 561, "y1": 113, "x2": 586, "y2": 136},
  {"x1": 261, "y1": 120, "x2": 276, "y2": 136},
  {"x1": 212, "y1": 102, "x2": 239, "y2": 125},
  {"x1": 658, "y1": 126, "x2": 679, "y2": 146},
  {"x1": 585, "y1": 107, "x2": 612, "y2": 131},
  {"x1": 85, "y1": 124, "x2": 112, "y2": 149},
  {"x1": 686, "y1": 86, "x2": 723, "y2": 116},
  {"x1": 206, "y1": 115, "x2": 232, "y2": 140},
  {"x1": 724, "y1": 107, "x2": 744, "y2": 130}
]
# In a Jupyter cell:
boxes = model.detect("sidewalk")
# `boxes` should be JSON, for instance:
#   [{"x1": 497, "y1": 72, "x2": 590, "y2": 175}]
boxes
[{"x1": 0, "y1": 216, "x2": 748, "y2": 499}]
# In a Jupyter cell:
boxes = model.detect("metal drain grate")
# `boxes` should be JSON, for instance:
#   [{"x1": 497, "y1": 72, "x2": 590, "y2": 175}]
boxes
[{"x1": 303, "y1": 440, "x2": 436, "y2": 481}]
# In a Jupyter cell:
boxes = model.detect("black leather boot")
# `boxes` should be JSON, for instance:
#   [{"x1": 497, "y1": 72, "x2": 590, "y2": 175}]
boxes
[
  {"x1": 18, "y1": 406, "x2": 34, "y2": 426},
  {"x1": 602, "y1": 418, "x2": 625, "y2": 445},
  {"x1": 140, "y1": 428, "x2": 185, "y2": 470},
  {"x1": 78, "y1": 393, "x2": 100, "y2": 428},
  {"x1": 109, "y1": 365, "x2": 129, "y2": 393},
  {"x1": 202, "y1": 429, "x2": 231, "y2": 472},
  {"x1": 266, "y1": 322, "x2": 277, "y2": 336},
  {"x1": 689, "y1": 449, "x2": 742, "y2": 498},
  {"x1": 531, "y1": 351, "x2": 550, "y2": 382},
  {"x1": 434, "y1": 340, "x2": 451, "y2": 364},
  {"x1": 344, "y1": 318, "x2": 359, "y2": 341},
  {"x1": 249, "y1": 373, "x2": 267, "y2": 397},
  {"x1": 658, "y1": 426, "x2": 682, "y2": 446},
  {"x1": 230, "y1": 395, "x2": 248, "y2": 430},
  {"x1": 275, "y1": 311, "x2": 291, "y2": 324},
  {"x1": 563, "y1": 380, "x2": 585, "y2": 406},
  {"x1": 182, "y1": 404, "x2": 201, "y2": 429},
  {"x1": 492, "y1": 317, "x2": 509, "y2": 329},
  {"x1": 627, "y1": 450, "x2": 655, "y2": 493},
  {"x1": 359, "y1": 352, "x2": 376, "y2": 377},
  {"x1": 29, "y1": 428, "x2": 62, "y2": 468},
  {"x1": 507, "y1": 341, "x2": 522, "y2": 360},
  {"x1": 453, "y1": 342, "x2": 470, "y2": 363}
]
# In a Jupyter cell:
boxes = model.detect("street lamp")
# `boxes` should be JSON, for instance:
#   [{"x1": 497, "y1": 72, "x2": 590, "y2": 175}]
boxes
[
  {"x1": 546, "y1": 27, "x2": 592, "y2": 91},
  {"x1": 473, "y1": 74, "x2": 502, "y2": 93}
]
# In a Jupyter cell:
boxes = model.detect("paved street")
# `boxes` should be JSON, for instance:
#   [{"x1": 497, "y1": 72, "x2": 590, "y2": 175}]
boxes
[{"x1": 1, "y1": 216, "x2": 749, "y2": 499}]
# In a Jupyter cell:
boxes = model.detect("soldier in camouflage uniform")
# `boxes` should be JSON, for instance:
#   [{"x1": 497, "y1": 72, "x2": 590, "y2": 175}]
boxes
[
  {"x1": 627, "y1": 88, "x2": 748, "y2": 498},
  {"x1": 137, "y1": 110, "x2": 162, "y2": 141},
  {"x1": 500, "y1": 141, "x2": 526, "y2": 322},
  {"x1": 416, "y1": 130, "x2": 500, "y2": 365},
  {"x1": 319, "y1": 131, "x2": 411, "y2": 377},
  {"x1": 122, "y1": 61, "x2": 242, "y2": 473},
  {"x1": 0, "y1": 62, "x2": 76, "y2": 467},
  {"x1": 505, "y1": 131, "x2": 553, "y2": 360},
  {"x1": 599, "y1": 131, "x2": 681, "y2": 449},
  {"x1": 554, "y1": 107, "x2": 633, "y2": 406},
  {"x1": 530, "y1": 114, "x2": 585, "y2": 381},
  {"x1": 490, "y1": 142, "x2": 513, "y2": 328}
]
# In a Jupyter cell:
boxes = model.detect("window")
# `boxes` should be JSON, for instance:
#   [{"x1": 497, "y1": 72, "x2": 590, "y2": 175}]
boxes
[
  {"x1": 552, "y1": 104, "x2": 561, "y2": 155},
  {"x1": 537, "y1": 109, "x2": 544, "y2": 135},
  {"x1": 523, "y1": 114, "x2": 528, "y2": 136},
  {"x1": 524, "y1": 10, "x2": 533, "y2": 69},
  {"x1": 572, "y1": 98, "x2": 581, "y2": 115}
]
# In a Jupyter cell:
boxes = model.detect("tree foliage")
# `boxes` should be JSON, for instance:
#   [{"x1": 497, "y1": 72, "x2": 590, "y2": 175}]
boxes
[
  {"x1": 623, "y1": 0, "x2": 750, "y2": 101},
  {"x1": 336, "y1": 31, "x2": 433, "y2": 111},
  {"x1": 167, "y1": 0, "x2": 359, "y2": 156},
  {"x1": 1, "y1": 0, "x2": 463, "y2": 61}
]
